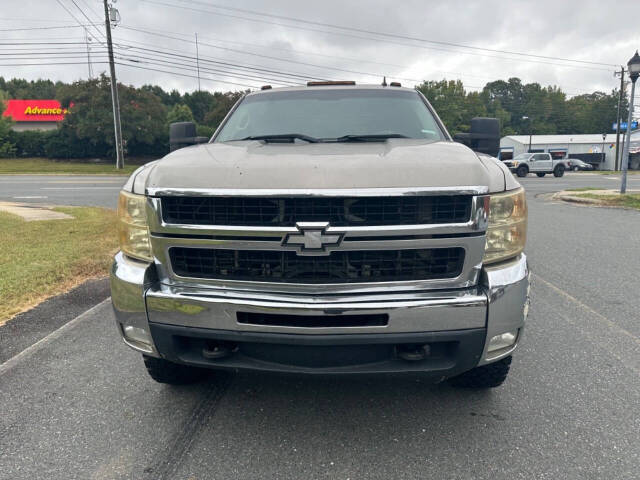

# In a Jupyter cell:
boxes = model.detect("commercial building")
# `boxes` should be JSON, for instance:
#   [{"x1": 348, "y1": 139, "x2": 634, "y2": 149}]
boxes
[
  {"x1": 498, "y1": 133, "x2": 637, "y2": 170},
  {"x1": 2, "y1": 99, "x2": 69, "y2": 131}
]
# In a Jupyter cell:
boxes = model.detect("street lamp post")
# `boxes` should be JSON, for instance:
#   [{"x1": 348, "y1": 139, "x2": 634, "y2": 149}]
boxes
[
  {"x1": 522, "y1": 116, "x2": 532, "y2": 152},
  {"x1": 621, "y1": 51, "x2": 640, "y2": 193}
]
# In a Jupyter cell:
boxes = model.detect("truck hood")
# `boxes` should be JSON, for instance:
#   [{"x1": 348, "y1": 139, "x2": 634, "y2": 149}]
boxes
[{"x1": 139, "y1": 139, "x2": 507, "y2": 194}]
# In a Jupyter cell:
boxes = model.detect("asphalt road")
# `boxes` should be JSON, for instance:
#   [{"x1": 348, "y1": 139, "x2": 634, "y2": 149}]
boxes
[
  {"x1": 0, "y1": 175, "x2": 126, "y2": 208},
  {"x1": 1, "y1": 173, "x2": 639, "y2": 479},
  {"x1": 1, "y1": 172, "x2": 640, "y2": 210}
]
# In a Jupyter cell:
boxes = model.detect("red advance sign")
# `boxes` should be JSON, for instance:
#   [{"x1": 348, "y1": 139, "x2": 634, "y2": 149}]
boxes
[{"x1": 2, "y1": 99, "x2": 69, "y2": 122}]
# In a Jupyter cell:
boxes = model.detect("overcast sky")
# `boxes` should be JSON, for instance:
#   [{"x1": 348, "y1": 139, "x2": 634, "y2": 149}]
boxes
[{"x1": 2, "y1": 0, "x2": 639, "y2": 98}]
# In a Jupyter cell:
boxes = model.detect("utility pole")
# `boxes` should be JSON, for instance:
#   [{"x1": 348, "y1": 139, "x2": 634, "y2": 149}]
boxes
[
  {"x1": 84, "y1": 27, "x2": 93, "y2": 79},
  {"x1": 522, "y1": 116, "x2": 532, "y2": 152},
  {"x1": 614, "y1": 67, "x2": 625, "y2": 171},
  {"x1": 195, "y1": 33, "x2": 201, "y2": 91},
  {"x1": 103, "y1": 0, "x2": 124, "y2": 169}
]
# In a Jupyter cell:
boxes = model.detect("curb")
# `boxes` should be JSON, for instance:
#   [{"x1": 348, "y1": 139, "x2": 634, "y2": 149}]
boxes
[
  {"x1": 552, "y1": 193, "x2": 603, "y2": 205},
  {"x1": 0, "y1": 277, "x2": 110, "y2": 363}
]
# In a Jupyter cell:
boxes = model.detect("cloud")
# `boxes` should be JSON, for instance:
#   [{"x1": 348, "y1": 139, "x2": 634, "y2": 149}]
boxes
[{"x1": 1, "y1": 0, "x2": 638, "y2": 95}]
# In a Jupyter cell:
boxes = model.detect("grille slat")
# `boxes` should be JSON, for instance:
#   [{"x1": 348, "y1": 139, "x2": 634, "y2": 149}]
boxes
[
  {"x1": 169, "y1": 247, "x2": 465, "y2": 283},
  {"x1": 161, "y1": 196, "x2": 471, "y2": 226}
]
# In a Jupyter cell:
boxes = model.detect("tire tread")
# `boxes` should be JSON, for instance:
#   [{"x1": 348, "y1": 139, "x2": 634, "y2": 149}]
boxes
[
  {"x1": 143, "y1": 355, "x2": 207, "y2": 385},
  {"x1": 450, "y1": 356, "x2": 512, "y2": 388}
]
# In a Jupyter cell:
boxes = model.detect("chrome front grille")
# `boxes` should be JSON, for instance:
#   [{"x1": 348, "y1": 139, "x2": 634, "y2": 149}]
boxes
[
  {"x1": 161, "y1": 195, "x2": 472, "y2": 226},
  {"x1": 146, "y1": 186, "x2": 489, "y2": 293},
  {"x1": 169, "y1": 247, "x2": 465, "y2": 283}
]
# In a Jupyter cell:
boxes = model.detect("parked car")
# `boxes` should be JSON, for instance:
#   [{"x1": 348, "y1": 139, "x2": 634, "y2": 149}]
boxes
[
  {"x1": 111, "y1": 83, "x2": 530, "y2": 389},
  {"x1": 567, "y1": 159, "x2": 594, "y2": 171},
  {"x1": 502, "y1": 152, "x2": 568, "y2": 177}
]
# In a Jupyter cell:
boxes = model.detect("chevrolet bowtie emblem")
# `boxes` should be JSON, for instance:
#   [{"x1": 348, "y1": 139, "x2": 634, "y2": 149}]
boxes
[{"x1": 282, "y1": 222, "x2": 345, "y2": 255}]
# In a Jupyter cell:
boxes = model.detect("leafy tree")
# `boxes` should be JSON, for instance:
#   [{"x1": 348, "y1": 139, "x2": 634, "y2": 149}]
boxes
[
  {"x1": 141, "y1": 84, "x2": 182, "y2": 108},
  {"x1": 0, "y1": 74, "x2": 627, "y2": 160},
  {"x1": 182, "y1": 90, "x2": 217, "y2": 124},
  {"x1": 202, "y1": 91, "x2": 245, "y2": 128},
  {"x1": 196, "y1": 124, "x2": 215, "y2": 138},
  {"x1": 56, "y1": 75, "x2": 167, "y2": 157},
  {"x1": 167, "y1": 104, "x2": 195, "y2": 124},
  {"x1": 417, "y1": 80, "x2": 468, "y2": 134},
  {"x1": 0, "y1": 94, "x2": 16, "y2": 157}
]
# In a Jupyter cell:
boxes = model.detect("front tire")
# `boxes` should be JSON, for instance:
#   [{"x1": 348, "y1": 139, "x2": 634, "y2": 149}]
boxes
[
  {"x1": 143, "y1": 355, "x2": 208, "y2": 385},
  {"x1": 516, "y1": 165, "x2": 528, "y2": 178},
  {"x1": 450, "y1": 356, "x2": 512, "y2": 388},
  {"x1": 536, "y1": 172, "x2": 545, "y2": 177},
  {"x1": 554, "y1": 165, "x2": 565, "y2": 177}
]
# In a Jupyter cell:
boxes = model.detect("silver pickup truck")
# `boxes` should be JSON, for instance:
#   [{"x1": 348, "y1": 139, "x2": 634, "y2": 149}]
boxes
[{"x1": 111, "y1": 83, "x2": 530, "y2": 389}]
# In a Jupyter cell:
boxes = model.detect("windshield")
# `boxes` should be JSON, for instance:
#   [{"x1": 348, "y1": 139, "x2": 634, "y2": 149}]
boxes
[
  {"x1": 214, "y1": 88, "x2": 446, "y2": 142},
  {"x1": 513, "y1": 153, "x2": 532, "y2": 160}
]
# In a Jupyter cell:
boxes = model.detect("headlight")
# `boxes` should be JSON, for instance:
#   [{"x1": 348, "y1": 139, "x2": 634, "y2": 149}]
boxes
[
  {"x1": 511, "y1": 161, "x2": 519, "y2": 167},
  {"x1": 117, "y1": 190, "x2": 152, "y2": 262},
  {"x1": 483, "y1": 187, "x2": 527, "y2": 265}
]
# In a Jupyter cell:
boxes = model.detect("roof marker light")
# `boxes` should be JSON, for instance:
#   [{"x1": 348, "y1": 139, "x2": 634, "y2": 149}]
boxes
[{"x1": 306, "y1": 81, "x2": 356, "y2": 86}]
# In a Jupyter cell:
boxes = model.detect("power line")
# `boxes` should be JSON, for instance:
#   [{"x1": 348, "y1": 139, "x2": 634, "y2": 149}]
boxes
[
  {"x1": 137, "y1": 0, "x2": 615, "y2": 72},
  {"x1": 115, "y1": 61, "x2": 258, "y2": 89},
  {"x1": 117, "y1": 23, "x2": 499, "y2": 84},
  {"x1": 0, "y1": 17, "x2": 76, "y2": 23},
  {"x1": 176, "y1": 0, "x2": 618, "y2": 67},
  {"x1": 0, "y1": 61, "x2": 109, "y2": 66},
  {"x1": 125, "y1": 24, "x2": 600, "y2": 94},
  {"x1": 0, "y1": 24, "x2": 90, "y2": 32},
  {"x1": 67, "y1": 0, "x2": 107, "y2": 43},
  {"x1": 115, "y1": 54, "x2": 301, "y2": 86},
  {"x1": 114, "y1": 42, "x2": 326, "y2": 82},
  {"x1": 0, "y1": 41, "x2": 90, "y2": 45},
  {"x1": 118, "y1": 26, "x2": 431, "y2": 84},
  {"x1": 54, "y1": 0, "x2": 100, "y2": 42},
  {"x1": 116, "y1": 23, "x2": 611, "y2": 98}
]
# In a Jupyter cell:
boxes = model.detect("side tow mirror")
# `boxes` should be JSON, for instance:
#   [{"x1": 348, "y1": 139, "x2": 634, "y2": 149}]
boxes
[
  {"x1": 169, "y1": 122, "x2": 209, "y2": 152},
  {"x1": 453, "y1": 117, "x2": 500, "y2": 157}
]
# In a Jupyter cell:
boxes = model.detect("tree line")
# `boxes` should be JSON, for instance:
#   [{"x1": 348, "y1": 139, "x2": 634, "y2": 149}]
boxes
[{"x1": 0, "y1": 75, "x2": 627, "y2": 160}]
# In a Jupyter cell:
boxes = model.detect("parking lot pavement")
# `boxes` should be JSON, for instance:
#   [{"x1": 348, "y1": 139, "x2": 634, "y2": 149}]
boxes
[
  {"x1": 1, "y1": 177, "x2": 639, "y2": 479},
  {"x1": 0, "y1": 175, "x2": 126, "y2": 208}
]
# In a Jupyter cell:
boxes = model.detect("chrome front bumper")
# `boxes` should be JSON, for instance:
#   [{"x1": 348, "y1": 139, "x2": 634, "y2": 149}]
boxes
[{"x1": 110, "y1": 252, "x2": 529, "y2": 370}]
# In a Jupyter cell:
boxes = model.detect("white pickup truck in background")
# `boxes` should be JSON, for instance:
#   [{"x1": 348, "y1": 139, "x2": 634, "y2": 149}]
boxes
[{"x1": 503, "y1": 152, "x2": 568, "y2": 178}]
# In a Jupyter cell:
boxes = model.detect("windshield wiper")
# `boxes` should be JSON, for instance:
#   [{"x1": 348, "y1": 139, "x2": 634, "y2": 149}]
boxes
[
  {"x1": 240, "y1": 134, "x2": 319, "y2": 143},
  {"x1": 333, "y1": 133, "x2": 410, "y2": 142}
]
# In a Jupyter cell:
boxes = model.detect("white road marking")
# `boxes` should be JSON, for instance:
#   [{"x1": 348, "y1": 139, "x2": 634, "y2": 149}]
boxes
[
  {"x1": 533, "y1": 274, "x2": 638, "y2": 344},
  {"x1": 43, "y1": 180, "x2": 124, "y2": 184},
  {"x1": 13, "y1": 196, "x2": 48, "y2": 199},
  {"x1": 40, "y1": 187, "x2": 122, "y2": 190},
  {"x1": 0, "y1": 299, "x2": 110, "y2": 376}
]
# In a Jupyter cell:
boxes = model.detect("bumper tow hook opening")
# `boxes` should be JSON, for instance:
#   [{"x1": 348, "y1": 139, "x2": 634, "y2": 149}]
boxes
[
  {"x1": 397, "y1": 344, "x2": 431, "y2": 362},
  {"x1": 202, "y1": 341, "x2": 238, "y2": 360}
]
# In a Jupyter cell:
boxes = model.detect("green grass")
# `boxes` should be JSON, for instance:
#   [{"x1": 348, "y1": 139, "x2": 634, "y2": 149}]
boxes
[
  {"x1": 0, "y1": 157, "x2": 139, "y2": 175},
  {"x1": 573, "y1": 193, "x2": 640, "y2": 211},
  {"x1": 567, "y1": 187, "x2": 603, "y2": 192},
  {"x1": 0, "y1": 207, "x2": 118, "y2": 323}
]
